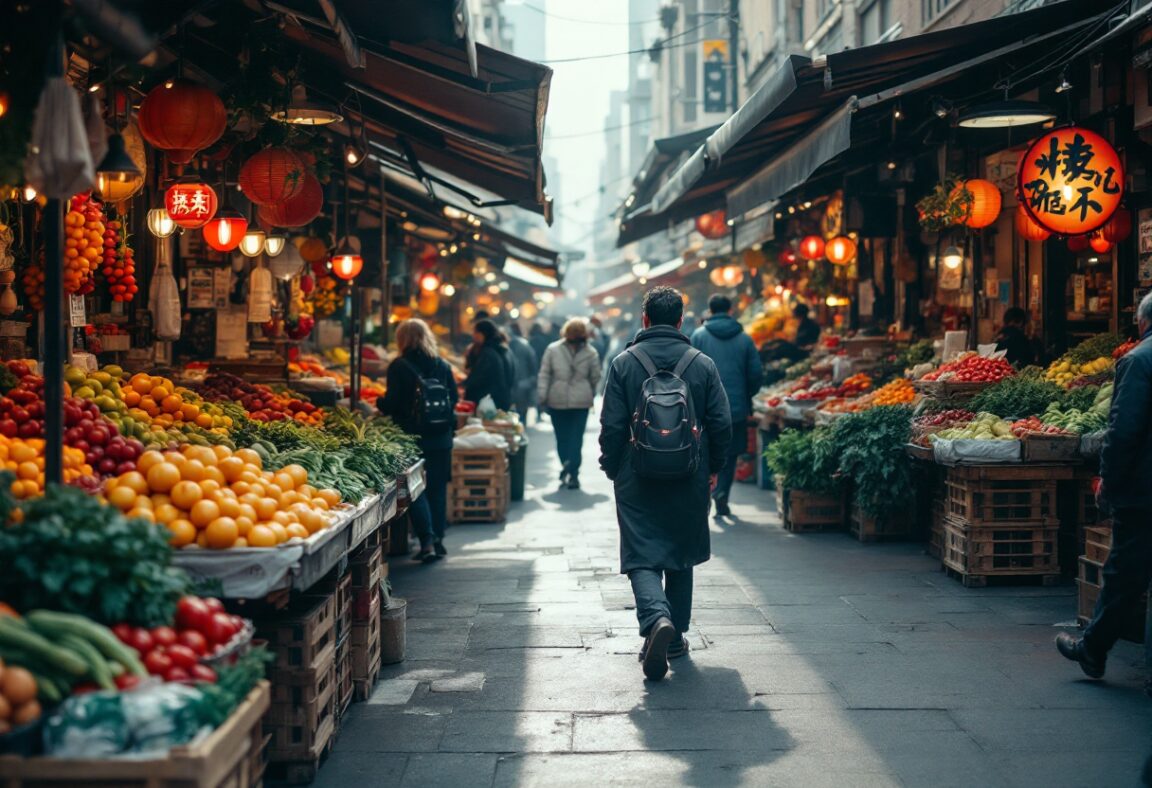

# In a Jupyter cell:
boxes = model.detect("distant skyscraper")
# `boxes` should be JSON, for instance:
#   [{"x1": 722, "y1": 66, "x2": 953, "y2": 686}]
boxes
[{"x1": 501, "y1": 1, "x2": 546, "y2": 62}]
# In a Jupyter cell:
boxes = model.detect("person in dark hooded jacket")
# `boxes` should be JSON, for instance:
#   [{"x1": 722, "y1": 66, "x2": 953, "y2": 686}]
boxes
[
  {"x1": 691, "y1": 294, "x2": 763, "y2": 517},
  {"x1": 463, "y1": 319, "x2": 515, "y2": 411},
  {"x1": 599, "y1": 286, "x2": 732, "y2": 681}
]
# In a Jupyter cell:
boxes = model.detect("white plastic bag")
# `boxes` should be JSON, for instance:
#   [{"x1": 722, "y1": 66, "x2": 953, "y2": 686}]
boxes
[
  {"x1": 932, "y1": 438, "x2": 1021, "y2": 465},
  {"x1": 149, "y1": 261, "x2": 182, "y2": 340},
  {"x1": 25, "y1": 78, "x2": 95, "y2": 198},
  {"x1": 477, "y1": 394, "x2": 497, "y2": 420}
]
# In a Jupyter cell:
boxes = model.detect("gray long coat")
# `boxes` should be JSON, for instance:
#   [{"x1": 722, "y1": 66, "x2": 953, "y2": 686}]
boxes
[{"x1": 598, "y1": 325, "x2": 732, "y2": 573}]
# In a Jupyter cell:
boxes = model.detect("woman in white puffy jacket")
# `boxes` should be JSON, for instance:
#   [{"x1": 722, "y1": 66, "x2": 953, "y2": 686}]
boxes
[{"x1": 538, "y1": 318, "x2": 602, "y2": 489}]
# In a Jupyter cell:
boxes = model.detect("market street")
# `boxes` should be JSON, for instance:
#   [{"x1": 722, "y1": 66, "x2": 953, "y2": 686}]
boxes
[{"x1": 317, "y1": 419, "x2": 1152, "y2": 788}]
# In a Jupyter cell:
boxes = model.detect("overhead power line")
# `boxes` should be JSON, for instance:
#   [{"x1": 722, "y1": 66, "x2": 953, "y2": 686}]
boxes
[
  {"x1": 538, "y1": 16, "x2": 722, "y2": 64},
  {"x1": 548, "y1": 115, "x2": 661, "y2": 140},
  {"x1": 522, "y1": 3, "x2": 658, "y2": 26}
]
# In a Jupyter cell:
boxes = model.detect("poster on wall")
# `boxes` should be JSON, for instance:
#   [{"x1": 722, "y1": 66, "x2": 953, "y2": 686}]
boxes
[
  {"x1": 1138, "y1": 208, "x2": 1152, "y2": 283},
  {"x1": 187, "y1": 268, "x2": 215, "y2": 309}
]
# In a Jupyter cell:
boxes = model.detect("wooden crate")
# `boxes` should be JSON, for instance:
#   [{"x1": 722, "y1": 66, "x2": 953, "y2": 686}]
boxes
[
  {"x1": 349, "y1": 543, "x2": 384, "y2": 591},
  {"x1": 784, "y1": 489, "x2": 846, "y2": 533},
  {"x1": 352, "y1": 656, "x2": 382, "y2": 703},
  {"x1": 849, "y1": 503, "x2": 913, "y2": 543},
  {"x1": 335, "y1": 633, "x2": 353, "y2": 717},
  {"x1": 269, "y1": 639, "x2": 336, "y2": 709},
  {"x1": 264, "y1": 715, "x2": 335, "y2": 785},
  {"x1": 942, "y1": 517, "x2": 1060, "y2": 587},
  {"x1": 1021, "y1": 433, "x2": 1081, "y2": 463},
  {"x1": 267, "y1": 659, "x2": 336, "y2": 736},
  {"x1": 451, "y1": 447, "x2": 509, "y2": 477},
  {"x1": 928, "y1": 500, "x2": 945, "y2": 559},
  {"x1": 351, "y1": 594, "x2": 382, "y2": 681},
  {"x1": 331, "y1": 572, "x2": 351, "y2": 644},
  {"x1": 1077, "y1": 557, "x2": 1147, "y2": 642},
  {"x1": 0, "y1": 682, "x2": 270, "y2": 788},
  {"x1": 1084, "y1": 524, "x2": 1112, "y2": 565},
  {"x1": 259, "y1": 594, "x2": 336, "y2": 671},
  {"x1": 944, "y1": 473, "x2": 1058, "y2": 526}
]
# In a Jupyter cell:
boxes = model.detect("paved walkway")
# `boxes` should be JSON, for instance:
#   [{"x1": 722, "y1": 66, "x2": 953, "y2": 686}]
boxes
[{"x1": 316, "y1": 419, "x2": 1152, "y2": 787}]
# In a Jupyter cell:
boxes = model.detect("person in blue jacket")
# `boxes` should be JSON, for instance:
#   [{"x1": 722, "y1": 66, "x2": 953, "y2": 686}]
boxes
[{"x1": 690, "y1": 294, "x2": 763, "y2": 518}]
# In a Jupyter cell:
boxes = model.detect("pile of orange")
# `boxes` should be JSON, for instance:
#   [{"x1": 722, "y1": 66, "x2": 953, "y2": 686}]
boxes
[
  {"x1": 0, "y1": 438, "x2": 93, "y2": 499},
  {"x1": 122, "y1": 373, "x2": 231, "y2": 432},
  {"x1": 63, "y1": 195, "x2": 105, "y2": 294},
  {"x1": 872, "y1": 378, "x2": 916, "y2": 406},
  {"x1": 103, "y1": 445, "x2": 342, "y2": 549}
]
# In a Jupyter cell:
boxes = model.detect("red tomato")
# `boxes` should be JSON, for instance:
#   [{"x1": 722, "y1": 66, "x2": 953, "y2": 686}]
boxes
[
  {"x1": 190, "y1": 664, "x2": 218, "y2": 684},
  {"x1": 202, "y1": 597, "x2": 225, "y2": 613},
  {"x1": 114, "y1": 674, "x2": 141, "y2": 691},
  {"x1": 143, "y1": 650, "x2": 173, "y2": 676},
  {"x1": 164, "y1": 666, "x2": 190, "y2": 683},
  {"x1": 112, "y1": 623, "x2": 134, "y2": 644},
  {"x1": 205, "y1": 612, "x2": 237, "y2": 645},
  {"x1": 151, "y1": 626, "x2": 177, "y2": 647},
  {"x1": 175, "y1": 596, "x2": 212, "y2": 633},
  {"x1": 177, "y1": 629, "x2": 209, "y2": 656},
  {"x1": 130, "y1": 628, "x2": 155, "y2": 655},
  {"x1": 166, "y1": 644, "x2": 198, "y2": 670}
]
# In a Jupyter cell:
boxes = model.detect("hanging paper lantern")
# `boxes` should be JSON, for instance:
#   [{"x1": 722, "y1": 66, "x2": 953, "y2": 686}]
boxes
[
  {"x1": 164, "y1": 182, "x2": 218, "y2": 229},
  {"x1": 201, "y1": 210, "x2": 248, "y2": 252},
  {"x1": 418, "y1": 270, "x2": 442, "y2": 292},
  {"x1": 1067, "y1": 234, "x2": 1091, "y2": 253},
  {"x1": 238, "y1": 147, "x2": 305, "y2": 206},
  {"x1": 257, "y1": 171, "x2": 324, "y2": 228},
  {"x1": 709, "y1": 265, "x2": 743, "y2": 287},
  {"x1": 1018, "y1": 126, "x2": 1124, "y2": 236},
  {"x1": 299, "y1": 274, "x2": 315, "y2": 294},
  {"x1": 799, "y1": 235, "x2": 825, "y2": 261},
  {"x1": 1014, "y1": 205, "x2": 1050, "y2": 242},
  {"x1": 270, "y1": 244, "x2": 306, "y2": 281},
  {"x1": 137, "y1": 80, "x2": 227, "y2": 164},
  {"x1": 1101, "y1": 207, "x2": 1132, "y2": 244},
  {"x1": 1089, "y1": 234, "x2": 1112, "y2": 254},
  {"x1": 695, "y1": 209, "x2": 728, "y2": 240},
  {"x1": 777, "y1": 248, "x2": 798, "y2": 266},
  {"x1": 330, "y1": 248, "x2": 363, "y2": 281},
  {"x1": 824, "y1": 236, "x2": 857, "y2": 265},
  {"x1": 297, "y1": 236, "x2": 329, "y2": 264},
  {"x1": 951, "y1": 178, "x2": 1002, "y2": 229}
]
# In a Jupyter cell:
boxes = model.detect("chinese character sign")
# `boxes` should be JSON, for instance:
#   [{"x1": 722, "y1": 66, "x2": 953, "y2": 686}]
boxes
[
  {"x1": 1017, "y1": 126, "x2": 1123, "y2": 236},
  {"x1": 164, "y1": 183, "x2": 218, "y2": 229}
]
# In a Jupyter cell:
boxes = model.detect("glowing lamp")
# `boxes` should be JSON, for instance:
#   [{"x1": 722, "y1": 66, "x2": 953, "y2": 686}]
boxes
[
  {"x1": 1014, "y1": 205, "x2": 1050, "y2": 242},
  {"x1": 825, "y1": 236, "x2": 857, "y2": 265},
  {"x1": 1089, "y1": 234, "x2": 1112, "y2": 254},
  {"x1": 94, "y1": 133, "x2": 144, "y2": 205},
  {"x1": 695, "y1": 210, "x2": 728, "y2": 240},
  {"x1": 941, "y1": 245, "x2": 964, "y2": 270},
  {"x1": 201, "y1": 210, "x2": 248, "y2": 252},
  {"x1": 419, "y1": 271, "x2": 442, "y2": 292},
  {"x1": 263, "y1": 234, "x2": 287, "y2": 257},
  {"x1": 147, "y1": 208, "x2": 176, "y2": 238},
  {"x1": 330, "y1": 249, "x2": 363, "y2": 280},
  {"x1": 239, "y1": 229, "x2": 267, "y2": 258},
  {"x1": 164, "y1": 182, "x2": 218, "y2": 229},
  {"x1": 799, "y1": 235, "x2": 825, "y2": 261}
]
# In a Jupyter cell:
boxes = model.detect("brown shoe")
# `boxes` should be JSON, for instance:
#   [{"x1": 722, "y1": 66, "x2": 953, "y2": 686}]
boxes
[{"x1": 640, "y1": 617, "x2": 675, "y2": 681}]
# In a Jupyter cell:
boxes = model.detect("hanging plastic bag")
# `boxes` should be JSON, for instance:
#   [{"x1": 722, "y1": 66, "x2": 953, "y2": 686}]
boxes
[
  {"x1": 247, "y1": 264, "x2": 272, "y2": 323},
  {"x1": 149, "y1": 260, "x2": 182, "y2": 340},
  {"x1": 84, "y1": 93, "x2": 108, "y2": 172},
  {"x1": 24, "y1": 78, "x2": 94, "y2": 198}
]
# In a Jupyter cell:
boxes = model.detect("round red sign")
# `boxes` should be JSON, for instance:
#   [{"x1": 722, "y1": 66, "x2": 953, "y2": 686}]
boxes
[{"x1": 1017, "y1": 126, "x2": 1123, "y2": 236}]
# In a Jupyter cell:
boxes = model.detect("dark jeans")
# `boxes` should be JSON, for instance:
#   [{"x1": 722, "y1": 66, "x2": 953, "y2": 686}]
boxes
[
  {"x1": 1083, "y1": 507, "x2": 1152, "y2": 655},
  {"x1": 411, "y1": 448, "x2": 452, "y2": 550},
  {"x1": 629, "y1": 567, "x2": 693, "y2": 637},
  {"x1": 550, "y1": 408, "x2": 589, "y2": 477},
  {"x1": 713, "y1": 418, "x2": 746, "y2": 502}
]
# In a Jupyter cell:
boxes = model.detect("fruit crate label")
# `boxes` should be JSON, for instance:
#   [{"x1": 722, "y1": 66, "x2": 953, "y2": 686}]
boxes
[{"x1": 69, "y1": 294, "x2": 87, "y2": 326}]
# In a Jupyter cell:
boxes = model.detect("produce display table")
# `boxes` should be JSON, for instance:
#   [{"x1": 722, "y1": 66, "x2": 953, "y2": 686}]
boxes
[
  {"x1": 398, "y1": 460, "x2": 426, "y2": 510},
  {"x1": 0, "y1": 681, "x2": 271, "y2": 788}
]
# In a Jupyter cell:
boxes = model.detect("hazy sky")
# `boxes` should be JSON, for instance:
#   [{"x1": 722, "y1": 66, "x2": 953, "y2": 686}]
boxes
[{"x1": 526, "y1": 0, "x2": 631, "y2": 257}]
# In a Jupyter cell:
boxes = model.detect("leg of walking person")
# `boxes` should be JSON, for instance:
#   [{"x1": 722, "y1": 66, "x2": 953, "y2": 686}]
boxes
[
  {"x1": 407, "y1": 493, "x2": 436, "y2": 561},
  {"x1": 712, "y1": 419, "x2": 745, "y2": 515},
  {"x1": 424, "y1": 449, "x2": 452, "y2": 556},
  {"x1": 663, "y1": 567, "x2": 694, "y2": 636},
  {"x1": 566, "y1": 408, "x2": 590, "y2": 481},
  {"x1": 551, "y1": 409, "x2": 574, "y2": 480},
  {"x1": 1083, "y1": 508, "x2": 1152, "y2": 657},
  {"x1": 628, "y1": 568, "x2": 672, "y2": 637}
]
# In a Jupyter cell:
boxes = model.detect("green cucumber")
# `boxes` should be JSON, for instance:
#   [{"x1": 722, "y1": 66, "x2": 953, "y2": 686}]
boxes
[
  {"x1": 24, "y1": 610, "x2": 147, "y2": 678},
  {"x1": 59, "y1": 634, "x2": 115, "y2": 689},
  {"x1": 0, "y1": 617, "x2": 87, "y2": 676}
]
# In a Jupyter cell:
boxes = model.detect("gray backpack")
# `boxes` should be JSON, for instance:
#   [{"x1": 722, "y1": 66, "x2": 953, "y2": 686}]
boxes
[{"x1": 626, "y1": 346, "x2": 702, "y2": 480}]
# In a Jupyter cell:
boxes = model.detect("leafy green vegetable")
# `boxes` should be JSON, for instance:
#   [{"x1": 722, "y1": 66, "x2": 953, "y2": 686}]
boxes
[
  {"x1": 0, "y1": 481, "x2": 189, "y2": 626},
  {"x1": 968, "y1": 375, "x2": 1064, "y2": 418},
  {"x1": 764, "y1": 427, "x2": 842, "y2": 496},
  {"x1": 1061, "y1": 385, "x2": 1100, "y2": 413},
  {"x1": 830, "y1": 406, "x2": 914, "y2": 519},
  {"x1": 896, "y1": 339, "x2": 936, "y2": 368},
  {"x1": 1065, "y1": 334, "x2": 1124, "y2": 364},
  {"x1": 193, "y1": 646, "x2": 272, "y2": 728}
]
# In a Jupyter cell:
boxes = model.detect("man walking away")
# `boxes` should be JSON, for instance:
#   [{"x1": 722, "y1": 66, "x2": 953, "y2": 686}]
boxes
[
  {"x1": 508, "y1": 323, "x2": 539, "y2": 423},
  {"x1": 1056, "y1": 292, "x2": 1152, "y2": 695},
  {"x1": 691, "y1": 294, "x2": 763, "y2": 518},
  {"x1": 599, "y1": 287, "x2": 732, "y2": 681}
]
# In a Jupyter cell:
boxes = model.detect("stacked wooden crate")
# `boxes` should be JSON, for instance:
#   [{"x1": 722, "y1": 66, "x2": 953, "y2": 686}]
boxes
[
  {"x1": 260, "y1": 594, "x2": 337, "y2": 782},
  {"x1": 940, "y1": 465, "x2": 1061, "y2": 587},
  {"x1": 331, "y1": 571, "x2": 353, "y2": 721},
  {"x1": 449, "y1": 448, "x2": 510, "y2": 523},
  {"x1": 349, "y1": 533, "x2": 384, "y2": 700},
  {"x1": 1078, "y1": 524, "x2": 1147, "y2": 641}
]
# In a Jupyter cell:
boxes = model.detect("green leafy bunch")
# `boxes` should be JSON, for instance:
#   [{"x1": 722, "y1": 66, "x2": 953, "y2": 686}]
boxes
[
  {"x1": 916, "y1": 174, "x2": 973, "y2": 232},
  {"x1": 765, "y1": 427, "x2": 842, "y2": 496},
  {"x1": 0, "y1": 482, "x2": 190, "y2": 626},
  {"x1": 968, "y1": 374, "x2": 1064, "y2": 418},
  {"x1": 830, "y1": 406, "x2": 914, "y2": 519},
  {"x1": 1065, "y1": 333, "x2": 1124, "y2": 364}
]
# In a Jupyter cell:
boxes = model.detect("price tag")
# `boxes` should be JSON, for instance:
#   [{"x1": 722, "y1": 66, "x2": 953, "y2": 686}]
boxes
[{"x1": 69, "y1": 294, "x2": 87, "y2": 327}]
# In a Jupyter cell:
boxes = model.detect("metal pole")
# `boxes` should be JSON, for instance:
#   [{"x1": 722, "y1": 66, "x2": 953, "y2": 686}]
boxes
[
  {"x1": 380, "y1": 173, "x2": 390, "y2": 345},
  {"x1": 43, "y1": 31, "x2": 65, "y2": 486},
  {"x1": 349, "y1": 283, "x2": 361, "y2": 408},
  {"x1": 728, "y1": 0, "x2": 739, "y2": 113}
]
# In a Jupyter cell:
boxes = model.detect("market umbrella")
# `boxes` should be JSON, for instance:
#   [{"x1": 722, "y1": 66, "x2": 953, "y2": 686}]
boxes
[{"x1": 24, "y1": 78, "x2": 95, "y2": 198}]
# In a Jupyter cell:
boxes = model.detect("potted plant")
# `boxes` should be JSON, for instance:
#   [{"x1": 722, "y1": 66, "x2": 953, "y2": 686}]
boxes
[
  {"x1": 764, "y1": 426, "x2": 845, "y2": 531},
  {"x1": 829, "y1": 405, "x2": 916, "y2": 542},
  {"x1": 916, "y1": 174, "x2": 973, "y2": 237}
]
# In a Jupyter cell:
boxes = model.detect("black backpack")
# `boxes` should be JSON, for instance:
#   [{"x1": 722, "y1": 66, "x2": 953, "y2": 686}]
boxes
[
  {"x1": 398, "y1": 358, "x2": 453, "y2": 435},
  {"x1": 626, "y1": 346, "x2": 702, "y2": 480}
]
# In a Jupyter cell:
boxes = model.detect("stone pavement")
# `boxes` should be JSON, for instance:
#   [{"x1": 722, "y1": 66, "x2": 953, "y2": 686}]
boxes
[{"x1": 315, "y1": 420, "x2": 1152, "y2": 788}]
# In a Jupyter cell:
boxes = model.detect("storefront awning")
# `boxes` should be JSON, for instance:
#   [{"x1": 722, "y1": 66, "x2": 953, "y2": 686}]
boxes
[{"x1": 618, "y1": 0, "x2": 1108, "y2": 246}]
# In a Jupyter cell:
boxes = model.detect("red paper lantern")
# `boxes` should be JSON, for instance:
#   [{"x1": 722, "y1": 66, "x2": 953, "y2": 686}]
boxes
[
  {"x1": 824, "y1": 236, "x2": 857, "y2": 265},
  {"x1": 799, "y1": 235, "x2": 825, "y2": 261},
  {"x1": 201, "y1": 210, "x2": 249, "y2": 252},
  {"x1": 164, "y1": 182, "x2": 218, "y2": 229},
  {"x1": 777, "y1": 248, "x2": 798, "y2": 266},
  {"x1": 418, "y1": 270, "x2": 442, "y2": 292},
  {"x1": 951, "y1": 178, "x2": 1002, "y2": 229},
  {"x1": 238, "y1": 148, "x2": 305, "y2": 207},
  {"x1": 300, "y1": 275, "x2": 315, "y2": 294},
  {"x1": 695, "y1": 209, "x2": 728, "y2": 240},
  {"x1": 1067, "y1": 234, "x2": 1091, "y2": 253},
  {"x1": 137, "y1": 80, "x2": 227, "y2": 164},
  {"x1": 1014, "y1": 205, "x2": 1050, "y2": 242},
  {"x1": 330, "y1": 250, "x2": 363, "y2": 281},
  {"x1": 1101, "y1": 207, "x2": 1132, "y2": 243},
  {"x1": 257, "y1": 171, "x2": 324, "y2": 228},
  {"x1": 1018, "y1": 126, "x2": 1124, "y2": 236},
  {"x1": 1090, "y1": 234, "x2": 1112, "y2": 254}
]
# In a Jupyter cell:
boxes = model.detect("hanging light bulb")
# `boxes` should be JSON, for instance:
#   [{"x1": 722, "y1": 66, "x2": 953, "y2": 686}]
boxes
[
  {"x1": 942, "y1": 245, "x2": 964, "y2": 270},
  {"x1": 201, "y1": 209, "x2": 248, "y2": 252},
  {"x1": 329, "y1": 239, "x2": 363, "y2": 280},
  {"x1": 419, "y1": 271, "x2": 441, "y2": 292},
  {"x1": 147, "y1": 208, "x2": 176, "y2": 238},
  {"x1": 263, "y1": 233, "x2": 287, "y2": 257},
  {"x1": 95, "y1": 132, "x2": 144, "y2": 204},
  {"x1": 344, "y1": 143, "x2": 366, "y2": 168},
  {"x1": 21, "y1": 185, "x2": 37, "y2": 203},
  {"x1": 239, "y1": 228, "x2": 267, "y2": 257}
]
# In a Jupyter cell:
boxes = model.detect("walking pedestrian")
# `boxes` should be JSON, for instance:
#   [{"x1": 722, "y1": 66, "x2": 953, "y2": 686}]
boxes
[
  {"x1": 508, "y1": 322, "x2": 540, "y2": 423},
  {"x1": 1056, "y1": 292, "x2": 1152, "y2": 693},
  {"x1": 599, "y1": 286, "x2": 732, "y2": 681},
  {"x1": 377, "y1": 319, "x2": 457, "y2": 562},
  {"x1": 691, "y1": 294, "x2": 763, "y2": 518},
  {"x1": 529, "y1": 322, "x2": 551, "y2": 364},
  {"x1": 538, "y1": 318, "x2": 601, "y2": 489},
  {"x1": 463, "y1": 319, "x2": 515, "y2": 411}
]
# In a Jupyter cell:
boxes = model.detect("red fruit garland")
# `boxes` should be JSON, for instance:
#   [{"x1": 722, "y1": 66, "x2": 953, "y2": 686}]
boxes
[{"x1": 102, "y1": 213, "x2": 138, "y2": 302}]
